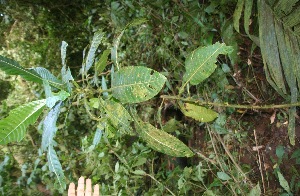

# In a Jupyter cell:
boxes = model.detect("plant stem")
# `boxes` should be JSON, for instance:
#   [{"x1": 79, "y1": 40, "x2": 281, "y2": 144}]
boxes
[{"x1": 160, "y1": 95, "x2": 300, "y2": 109}]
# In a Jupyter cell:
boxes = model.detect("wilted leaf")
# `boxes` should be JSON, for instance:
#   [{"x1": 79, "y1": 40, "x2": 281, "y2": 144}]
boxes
[
  {"x1": 112, "y1": 66, "x2": 166, "y2": 103},
  {"x1": 179, "y1": 102, "x2": 218, "y2": 122}
]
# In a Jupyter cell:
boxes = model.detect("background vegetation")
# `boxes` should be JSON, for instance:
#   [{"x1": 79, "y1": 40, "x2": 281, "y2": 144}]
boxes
[{"x1": 0, "y1": 0, "x2": 299, "y2": 195}]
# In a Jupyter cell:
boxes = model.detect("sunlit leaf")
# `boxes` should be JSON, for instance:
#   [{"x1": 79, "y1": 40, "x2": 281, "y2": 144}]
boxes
[
  {"x1": 41, "y1": 101, "x2": 62, "y2": 153},
  {"x1": 48, "y1": 145, "x2": 66, "y2": 191},
  {"x1": 179, "y1": 102, "x2": 218, "y2": 122},
  {"x1": 85, "y1": 30, "x2": 104, "y2": 73},
  {"x1": 135, "y1": 120, "x2": 194, "y2": 157},
  {"x1": 181, "y1": 42, "x2": 232, "y2": 93},
  {"x1": 100, "y1": 99, "x2": 133, "y2": 134},
  {"x1": 0, "y1": 99, "x2": 46, "y2": 145},
  {"x1": 112, "y1": 66, "x2": 166, "y2": 103}
]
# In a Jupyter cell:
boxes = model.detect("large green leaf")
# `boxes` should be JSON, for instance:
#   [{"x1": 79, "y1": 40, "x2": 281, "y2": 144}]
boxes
[
  {"x1": 135, "y1": 120, "x2": 194, "y2": 157},
  {"x1": 99, "y1": 99, "x2": 133, "y2": 134},
  {"x1": 0, "y1": 99, "x2": 46, "y2": 144},
  {"x1": 111, "y1": 66, "x2": 166, "y2": 103},
  {"x1": 180, "y1": 42, "x2": 232, "y2": 93},
  {"x1": 179, "y1": 102, "x2": 218, "y2": 122},
  {"x1": 0, "y1": 55, "x2": 42, "y2": 83},
  {"x1": 0, "y1": 55, "x2": 66, "y2": 90}
]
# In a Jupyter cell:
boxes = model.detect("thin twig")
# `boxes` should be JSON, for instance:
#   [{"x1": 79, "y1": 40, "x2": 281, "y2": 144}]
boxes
[
  {"x1": 160, "y1": 95, "x2": 300, "y2": 109},
  {"x1": 254, "y1": 129, "x2": 266, "y2": 194}
]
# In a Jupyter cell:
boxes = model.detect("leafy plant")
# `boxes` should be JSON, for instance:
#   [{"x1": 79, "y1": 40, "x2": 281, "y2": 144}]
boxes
[{"x1": 0, "y1": 22, "x2": 234, "y2": 193}]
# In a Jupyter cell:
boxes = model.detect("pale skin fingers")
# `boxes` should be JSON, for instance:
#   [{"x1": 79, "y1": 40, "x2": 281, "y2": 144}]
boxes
[{"x1": 68, "y1": 177, "x2": 100, "y2": 196}]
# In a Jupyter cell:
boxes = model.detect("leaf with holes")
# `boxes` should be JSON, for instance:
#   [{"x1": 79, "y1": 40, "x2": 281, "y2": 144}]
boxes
[
  {"x1": 100, "y1": 99, "x2": 133, "y2": 134},
  {"x1": 135, "y1": 121, "x2": 194, "y2": 157},
  {"x1": 111, "y1": 66, "x2": 166, "y2": 103},
  {"x1": 180, "y1": 42, "x2": 232, "y2": 93},
  {"x1": 0, "y1": 99, "x2": 46, "y2": 144},
  {"x1": 179, "y1": 102, "x2": 218, "y2": 122}
]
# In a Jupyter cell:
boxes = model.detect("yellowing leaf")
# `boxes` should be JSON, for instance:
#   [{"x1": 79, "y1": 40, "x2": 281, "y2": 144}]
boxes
[
  {"x1": 112, "y1": 66, "x2": 166, "y2": 103},
  {"x1": 100, "y1": 99, "x2": 133, "y2": 134},
  {"x1": 179, "y1": 103, "x2": 218, "y2": 122},
  {"x1": 135, "y1": 121, "x2": 194, "y2": 157}
]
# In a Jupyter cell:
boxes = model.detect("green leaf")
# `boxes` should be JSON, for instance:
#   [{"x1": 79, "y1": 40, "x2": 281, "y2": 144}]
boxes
[
  {"x1": 0, "y1": 55, "x2": 41, "y2": 83},
  {"x1": 233, "y1": 0, "x2": 244, "y2": 33},
  {"x1": 33, "y1": 67, "x2": 64, "y2": 90},
  {"x1": 48, "y1": 145, "x2": 66, "y2": 191},
  {"x1": 99, "y1": 99, "x2": 133, "y2": 134},
  {"x1": 41, "y1": 101, "x2": 62, "y2": 152},
  {"x1": 277, "y1": 171, "x2": 291, "y2": 194},
  {"x1": 46, "y1": 90, "x2": 70, "y2": 108},
  {"x1": 179, "y1": 102, "x2": 218, "y2": 122},
  {"x1": 0, "y1": 99, "x2": 46, "y2": 145},
  {"x1": 135, "y1": 121, "x2": 194, "y2": 157},
  {"x1": 180, "y1": 42, "x2": 232, "y2": 93},
  {"x1": 217, "y1": 172, "x2": 231, "y2": 181},
  {"x1": 248, "y1": 183, "x2": 261, "y2": 196},
  {"x1": 132, "y1": 170, "x2": 146, "y2": 175},
  {"x1": 85, "y1": 30, "x2": 104, "y2": 73},
  {"x1": 0, "y1": 55, "x2": 66, "y2": 91},
  {"x1": 95, "y1": 49, "x2": 110, "y2": 74},
  {"x1": 60, "y1": 41, "x2": 74, "y2": 93},
  {"x1": 112, "y1": 66, "x2": 166, "y2": 103}
]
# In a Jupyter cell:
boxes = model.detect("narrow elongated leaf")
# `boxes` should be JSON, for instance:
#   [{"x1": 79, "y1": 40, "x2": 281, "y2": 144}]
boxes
[
  {"x1": 85, "y1": 30, "x2": 104, "y2": 73},
  {"x1": 233, "y1": 0, "x2": 244, "y2": 33},
  {"x1": 258, "y1": 0, "x2": 300, "y2": 144},
  {"x1": 61, "y1": 41, "x2": 68, "y2": 67},
  {"x1": 277, "y1": 171, "x2": 291, "y2": 194},
  {"x1": 135, "y1": 121, "x2": 194, "y2": 157},
  {"x1": 179, "y1": 103, "x2": 218, "y2": 122},
  {"x1": 100, "y1": 99, "x2": 133, "y2": 134},
  {"x1": 41, "y1": 101, "x2": 62, "y2": 152},
  {"x1": 48, "y1": 145, "x2": 66, "y2": 190},
  {"x1": 0, "y1": 55, "x2": 41, "y2": 83},
  {"x1": 95, "y1": 49, "x2": 110, "y2": 74},
  {"x1": 181, "y1": 43, "x2": 232, "y2": 93},
  {"x1": 0, "y1": 99, "x2": 46, "y2": 144},
  {"x1": 112, "y1": 66, "x2": 166, "y2": 103}
]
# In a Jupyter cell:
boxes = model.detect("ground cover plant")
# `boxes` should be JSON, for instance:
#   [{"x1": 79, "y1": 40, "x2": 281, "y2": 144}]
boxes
[{"x1": 0, "y1": 0, "x2": 300, "y2": 195}]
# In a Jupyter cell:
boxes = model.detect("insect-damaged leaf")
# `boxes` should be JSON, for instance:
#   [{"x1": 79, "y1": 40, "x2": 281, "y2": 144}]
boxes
[
  {"x1": 111, "y1": 66, "x2": 166, "y2": 103},
  {"x1": 179, "y1": 102, "x2": 218, "y2": 122},
  {"x1": 135, "y1": 121, "x2": 194, "y2": 157},
  {"x1": 181, "y1": 42, "x2": 232, "y2": 93},
  {"x1": 99, "y1": 99, "x2": 133, "y2": 134}
]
